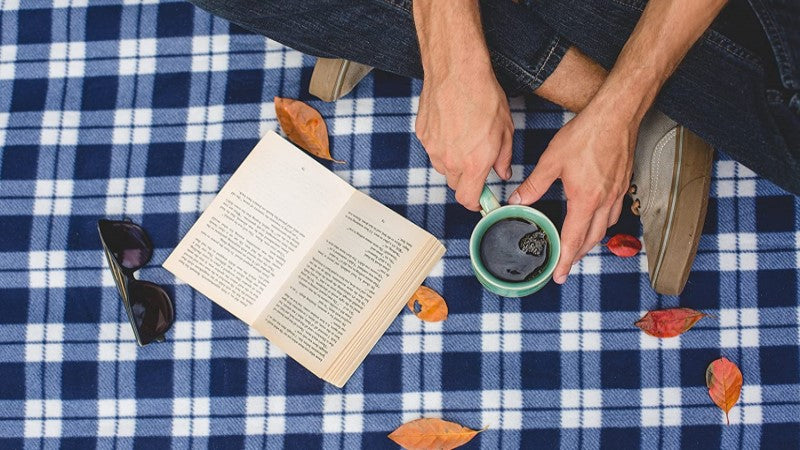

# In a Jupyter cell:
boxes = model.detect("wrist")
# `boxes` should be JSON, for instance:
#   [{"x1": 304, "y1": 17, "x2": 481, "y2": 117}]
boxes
[
  {"x1": 414, "y1": 0, "x2": 492, "y2": 83},
  {"x1": 589, "y1": 69, "x2": 662, "y2": 125},
  {"x1": 423, "y1": 56, "x2": 494, "y2": 86}
]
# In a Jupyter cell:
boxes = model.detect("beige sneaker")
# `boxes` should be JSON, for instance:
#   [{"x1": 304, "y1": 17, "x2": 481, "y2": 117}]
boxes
[
  {"x1": 630, "y1": 110, "x2": 714, "y2": 295},
  {"x1": 309, "y1": 58, "x2": 373, "y2": 102}
]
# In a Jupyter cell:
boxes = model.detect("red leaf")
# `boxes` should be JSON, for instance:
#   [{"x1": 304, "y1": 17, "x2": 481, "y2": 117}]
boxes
[
  {"x1": 606, "y1": 234, "x2": 642, "y2": 257},
  {"x1": 706, "y1": 357, "x2": 743, "y2": 425},
  {"x1": 634, "y1": 307, "x2": 708, "y2": 338}
]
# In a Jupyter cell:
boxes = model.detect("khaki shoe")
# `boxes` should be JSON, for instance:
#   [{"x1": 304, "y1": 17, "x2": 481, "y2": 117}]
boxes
[
  {"x1": 309, "y1": 58, "x2": 373, "y2": 102},
  {"x1": 630, "y1": 110, "x2": 714, "y2": 295}
]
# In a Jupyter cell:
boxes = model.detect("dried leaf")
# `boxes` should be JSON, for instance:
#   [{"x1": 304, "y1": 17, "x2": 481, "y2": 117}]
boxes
[
  {"x1": 407, "y1": 286, "x2": 448, "y2": 322},
  {"x1": 274, "y1": 96, "x2": 343, "y2": 163},
  {"x1": 606, "y1": 233, "x2": 642, "y2": 257},
  {"x1": 388, "y1": 418, "x2": 484, "y2": 450},
  {"x1": 706, "y1": 357, "x2": 743, "y2": 424},
  {"x1": 634, "y1": 307, "x2": 708, "y2": 338}
]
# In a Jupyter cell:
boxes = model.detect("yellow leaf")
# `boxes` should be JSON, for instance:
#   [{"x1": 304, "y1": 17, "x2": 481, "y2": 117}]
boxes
[
  {"x1": 407, "y1": 286, "x2": 448, "y2": 322},
  {"x1": 274, "y1": 96, "x2": 343, "y2": 163},
  {"x1": 388, "y1": 418, "x2": 484, "y2": 450}
]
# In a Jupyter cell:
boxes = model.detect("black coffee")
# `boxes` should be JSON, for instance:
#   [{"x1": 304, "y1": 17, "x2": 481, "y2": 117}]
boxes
[{"x1": 479, "y1": 218, "x2": 549, "y2": 283}]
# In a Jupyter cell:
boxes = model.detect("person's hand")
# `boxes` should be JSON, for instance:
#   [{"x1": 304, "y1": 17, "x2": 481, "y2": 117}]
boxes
[
  {"x1": 508, "y1": 100, "x2": 639, "y2": 284},
  {"x1": 415, "y1": 64, "x2": 513, "y2": 211}
]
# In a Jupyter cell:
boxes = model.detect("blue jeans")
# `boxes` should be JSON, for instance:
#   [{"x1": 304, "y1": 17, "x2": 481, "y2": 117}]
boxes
[{"x1": 187, "y1": 0, "x2": 800, "y2": 195}]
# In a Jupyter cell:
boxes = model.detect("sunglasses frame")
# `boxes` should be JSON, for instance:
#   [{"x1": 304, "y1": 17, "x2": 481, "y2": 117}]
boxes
[{"x1": 97, "y1": 218, "x2": 173, "y2": 346}]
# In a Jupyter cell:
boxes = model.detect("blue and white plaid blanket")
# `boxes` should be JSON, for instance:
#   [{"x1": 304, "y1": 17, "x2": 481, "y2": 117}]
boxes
[{"x1": 1, "y1": 1, "x2": 799, "y2": 448}]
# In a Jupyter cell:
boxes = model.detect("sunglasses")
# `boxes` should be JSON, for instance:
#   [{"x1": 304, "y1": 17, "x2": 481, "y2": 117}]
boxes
[{"x1": 98, "y1": 219, "x2": 174, "y2": 346}]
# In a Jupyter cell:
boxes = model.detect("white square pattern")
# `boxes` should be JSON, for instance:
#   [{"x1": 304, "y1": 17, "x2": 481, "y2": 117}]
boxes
[
  {"x1": 186, "y1": 106, "x2": 225, "y2": 142},
  {"x1": 113, "y1": 109, "x2": 152, "y2": 145},
  {"x1": 25, "y1": 324, "x2": 64, "y2": 362},
  {"x1": 561, "y1": 312, "x2": 602, "y2": 351},
  {"x1": 40, "y1": 111, "x2": 81, "y2": 146},
  {"x1": 171, "y1": 397, "x2": 212, "y2": 436},
  {"x1": 49, "y1": 42, "x2": 86, "y2": 78},
  {"x1": 192, "y1": 35, "x2": 229, "y2": 72},
  {"x1": 0, "y1": 44, "x2": 17, "y2": 79},
  {"x1": 323, "y1": 394, "x2": 364, "y2": 433},
  {"x1": 118, "y1": 38, "x2": 157, "y2": 75},
  {"x1": 25, "y1": 400, "x2": 62, "y2": 438},
  {"x1": 560, "y1": 389, "x2": 603, "y2": 429},
  {"x1": 264, "y1": 47, "x2": 303, "y2": 69}
]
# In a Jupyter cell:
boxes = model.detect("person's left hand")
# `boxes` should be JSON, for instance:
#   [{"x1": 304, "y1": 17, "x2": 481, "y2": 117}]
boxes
[{"x1": 507, "y1": 100, "x2": 640, "y2": 285}]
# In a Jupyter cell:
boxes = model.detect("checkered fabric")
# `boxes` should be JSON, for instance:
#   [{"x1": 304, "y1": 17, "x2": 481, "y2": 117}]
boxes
[{"x1": 1, "y1": 0, "x2": 799, "y2": 448}]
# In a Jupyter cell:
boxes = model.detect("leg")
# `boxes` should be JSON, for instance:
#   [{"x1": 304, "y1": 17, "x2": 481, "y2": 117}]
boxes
[
  {"x1": 188, "y1": 0, "x2": 798, "y2": 194},
  {"x1": 185, "y1": 0, "x2": 571, "y2": 96},
  {"x1": 535, "y1": 47, "x2": 606, "y2": 113},
  {"x1": 527, "y1": 0, "x2": 800, "y2": 195}
]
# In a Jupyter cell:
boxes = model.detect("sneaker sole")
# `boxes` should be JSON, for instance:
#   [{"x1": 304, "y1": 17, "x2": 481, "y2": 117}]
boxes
[{"x1": 650, "y1": 126, "x2": 713, "y2": 296}]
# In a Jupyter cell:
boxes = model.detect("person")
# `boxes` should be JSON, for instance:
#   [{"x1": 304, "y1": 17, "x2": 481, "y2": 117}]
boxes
[{"x1": 186, "y1": 0, "x2": 800, "y2": 295}]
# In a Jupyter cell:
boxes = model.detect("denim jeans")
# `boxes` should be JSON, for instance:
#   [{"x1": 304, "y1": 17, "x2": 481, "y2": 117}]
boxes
[{"x1": 187, "y1": 0, "x2": 800, "y2": 195}]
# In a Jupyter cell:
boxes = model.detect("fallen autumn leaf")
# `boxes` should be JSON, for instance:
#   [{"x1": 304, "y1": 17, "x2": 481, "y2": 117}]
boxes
[
  {"x1": 635, "y1": 307, "x2": 709, "y2": 338},
  {"x1": 274, "y1": 96, "x2": 344, "y2": 163},
  {"x1": 407, "y1": 286, "x2": 448, "y2": 322},
  {"x1": 388, "y1": 418, "x2": 484, "y2": 450},
  {"x1": 606, "y1": 233, "x2": 642, "y2": 257},
  {"x1": 706, "y1": 357, "x2": 743, "y2": 425}
]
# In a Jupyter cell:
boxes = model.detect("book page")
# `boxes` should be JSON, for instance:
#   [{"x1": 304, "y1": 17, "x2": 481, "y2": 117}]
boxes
[
  {"x1": 252, "y1": 190, "x2": 434, "y2": 375},
  {"x1": 163, "y1": 131, "x2": 353, "y2": 323}
]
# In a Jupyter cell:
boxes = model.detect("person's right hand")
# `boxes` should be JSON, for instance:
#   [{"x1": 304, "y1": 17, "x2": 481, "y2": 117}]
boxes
[{"x1": 415, "y1": 64, "x2": 513, "y2": 211}]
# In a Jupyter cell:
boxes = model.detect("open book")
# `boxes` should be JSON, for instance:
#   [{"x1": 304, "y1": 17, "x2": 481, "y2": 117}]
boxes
[{"x1": 164, "y1": 131, "x2": 445, "y2": 387}]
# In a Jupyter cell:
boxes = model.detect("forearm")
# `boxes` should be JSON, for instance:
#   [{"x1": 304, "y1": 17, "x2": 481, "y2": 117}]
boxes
[
  {"x1": 593, "y1": 0, "x2": 729, "y2": 122},
  {"x1": 412, "y1": 0, "x2": 493, "y2": 82}
]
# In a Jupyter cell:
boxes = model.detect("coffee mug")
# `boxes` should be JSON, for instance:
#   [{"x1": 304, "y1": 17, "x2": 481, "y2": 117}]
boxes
[{"x1": 469, "y1": 185, "x2": 561, "y2": 297}]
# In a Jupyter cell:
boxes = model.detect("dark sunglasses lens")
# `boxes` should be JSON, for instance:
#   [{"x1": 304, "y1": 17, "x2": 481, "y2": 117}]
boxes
[
  {"x1": 99, "y1": 221, "x2": 153, "y2": 271},
  {"x1": 128, "y1": 281, "x2": 174, "y2": 345}
]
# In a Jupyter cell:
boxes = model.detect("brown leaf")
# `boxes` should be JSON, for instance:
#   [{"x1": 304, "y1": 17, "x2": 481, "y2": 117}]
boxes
[
  {"x1": 407, "y1": 286, "x2": 448, "y2": 322},
  {"x1": 706, "y1": 357, "x2": 743, "y2": 424},
  {"x1": 606, "y1": 234, "x2": 642, "y2": 257},
  {"x1": 388, "y1": 418, "x2": 484, "y2": 450},
  {"x1": 634, "y1": 307, "x2": 708, "y2": 338},
  {"x1": 274, "y1": 96, "x2": 344, "y2": 163}
]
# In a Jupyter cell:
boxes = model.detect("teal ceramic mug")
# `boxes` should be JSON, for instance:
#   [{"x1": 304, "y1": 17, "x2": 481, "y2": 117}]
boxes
[{"x1": 469, "y1": 186, "x2": 561, "y2": 297}]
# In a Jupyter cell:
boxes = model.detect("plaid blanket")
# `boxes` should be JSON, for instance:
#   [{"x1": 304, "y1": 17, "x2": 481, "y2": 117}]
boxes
[{"x1": 1, "y1": 1, "x2": 799, "y2": 448}]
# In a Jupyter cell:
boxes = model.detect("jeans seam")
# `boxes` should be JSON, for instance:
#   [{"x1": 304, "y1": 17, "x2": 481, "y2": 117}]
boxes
[
  {"x1": 533, "y1": 36, "x2": 561, "y2": 84},
  {"x1": 491, "y1": 34, "x2": 565, "y2": 93},
  {"x1": 702, "y1": 30, "x2": 763, "y2": 72},
  {"x1": 747, "y1": 0, "x2": 798, "y2": 90}
]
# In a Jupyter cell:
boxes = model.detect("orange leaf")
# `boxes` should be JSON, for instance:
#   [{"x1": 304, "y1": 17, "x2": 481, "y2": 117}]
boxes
[
  {"x1": 606, "y1": 234, "x2": 642, "y2": 257},
  {"x1": 706, "y1": 357, "x2": 743, "y2": 425},
  {"x1": 388, "y1": 418, "x2": 484, "y2": 450},
  {"x1": 274, "y1": 96, "x2": 343, "y2": 163},
  {"x1": 634, "y1": 307, "x2": 708, "y2": 338},
  {"x1": 407, "y1": 286, "x2": 448, "y2": 322}
]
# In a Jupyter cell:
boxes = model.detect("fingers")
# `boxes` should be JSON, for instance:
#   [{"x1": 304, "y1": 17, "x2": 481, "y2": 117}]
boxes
[
  {"x1": 454, "y1": 165, "x2": 491, "y2": 211},
  {"x1": 553, "y1": 202, "x2": 593, "y2": 284},
  {"x1": 574, "y1": 207, "x2": 610, "y2": 263},
  {"x1": 508, "y1": 157, "x2": 558, "y2": 205},
  {"x1": 608, "y1": 195, "x2": 623, "y2": 228},
  {"x1": 493, "y1": 129, "x2": 513, "y2": 181}
]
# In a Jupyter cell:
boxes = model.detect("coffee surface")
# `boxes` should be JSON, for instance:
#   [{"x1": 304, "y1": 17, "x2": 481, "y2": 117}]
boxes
[{"x1": 479, "y1": 218, "x2": 549, "y2": 283}]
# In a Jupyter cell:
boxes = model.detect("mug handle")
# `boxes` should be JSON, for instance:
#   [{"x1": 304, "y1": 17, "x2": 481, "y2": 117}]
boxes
[{"x1": 479, "y1": 185, "x2": 501, "y2": 217}]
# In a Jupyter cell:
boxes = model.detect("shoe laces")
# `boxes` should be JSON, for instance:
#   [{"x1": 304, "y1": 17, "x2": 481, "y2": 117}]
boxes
[{"x1": 628, "y1": 184, "x2": 641, "y2": 216}]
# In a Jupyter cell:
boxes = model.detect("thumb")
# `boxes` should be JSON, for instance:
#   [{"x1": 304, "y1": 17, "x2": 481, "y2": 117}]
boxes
[{"x1": 508, "y1": 160, "x2": 558, "y2": 205}]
